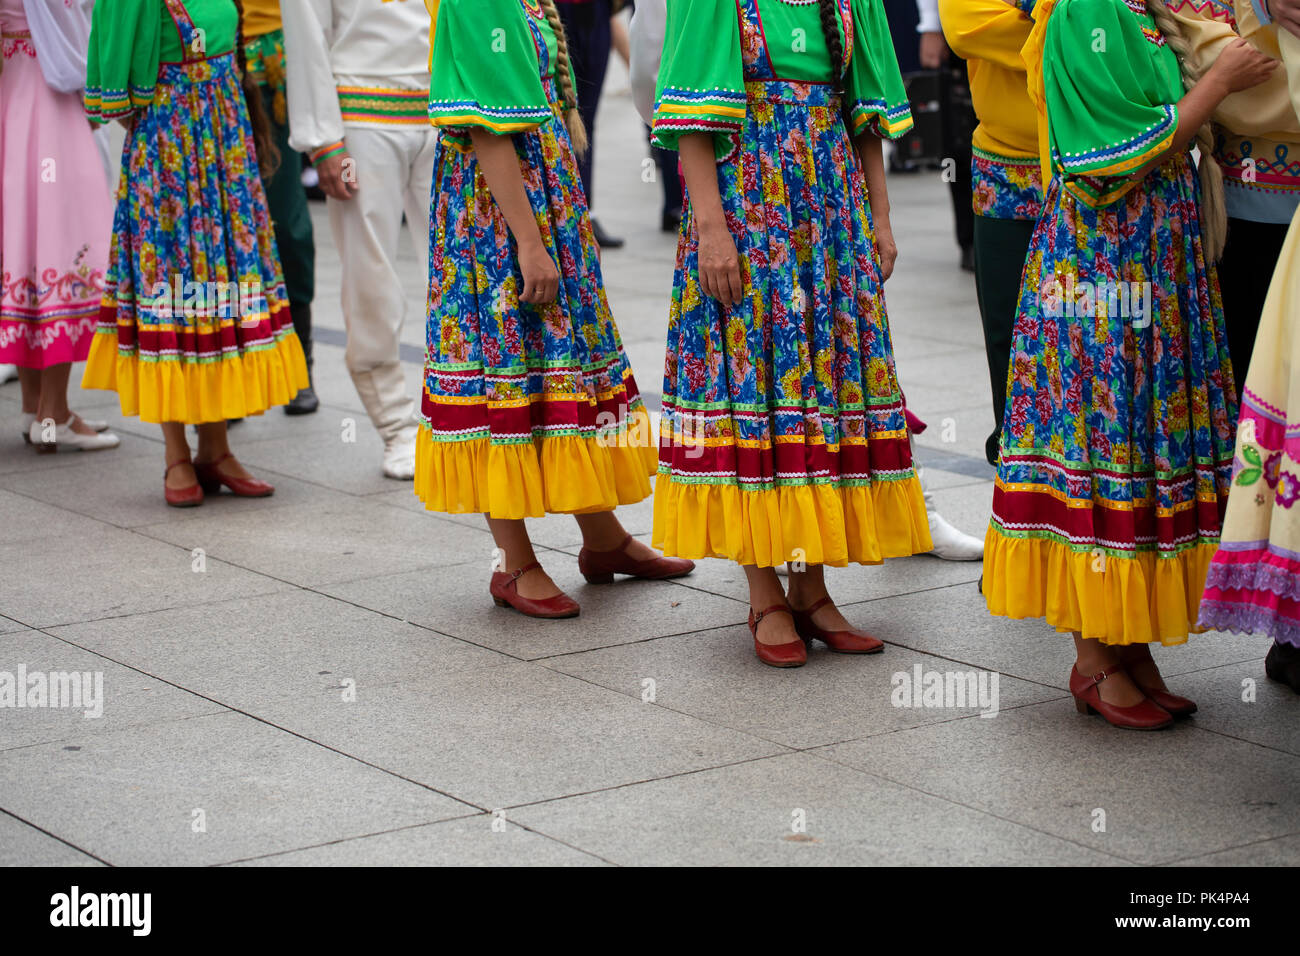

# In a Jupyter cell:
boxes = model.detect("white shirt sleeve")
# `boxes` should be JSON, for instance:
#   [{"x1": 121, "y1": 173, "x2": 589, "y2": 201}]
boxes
[
  {"x1": 22, "y1": 0, "x2": 94, "y2": 94},
  {"x1": 915, "y1": 0, "x2": 941, "y2": 33},
  {"x1": 629, "y1": 0, "x2": 667, "y2": 127},
  {"x1": 282, "y1": 0, "x2": 346, "y2": 158}
]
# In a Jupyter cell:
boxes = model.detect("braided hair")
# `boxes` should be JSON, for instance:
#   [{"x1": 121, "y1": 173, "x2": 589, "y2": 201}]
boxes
[
  {"x1": 232, "y1": 0, "x2": 281, "y2": 178},
  {"x1": 538, "y1": 0, "x2": 589, "y2": 155},
  {"x1": 1145, "y1": 0, "x2": 1226, "y2": 261},
  {"x1": 817, "y1": 0, "x2": 845, "y2": 89}
]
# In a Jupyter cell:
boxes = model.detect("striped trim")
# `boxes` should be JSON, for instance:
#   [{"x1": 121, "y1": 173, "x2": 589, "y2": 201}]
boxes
[
  {"x1": 338, "y1": 86, "x2": 429, "y2": 125},
  {"x1": 309, "y1": 141, "x2": 346, "y2": 164}
]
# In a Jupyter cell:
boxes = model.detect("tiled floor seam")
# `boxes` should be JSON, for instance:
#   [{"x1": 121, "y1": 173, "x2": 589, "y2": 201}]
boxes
[{"x1": 0, "y1": 808, "x2": 110, "y2": 866}]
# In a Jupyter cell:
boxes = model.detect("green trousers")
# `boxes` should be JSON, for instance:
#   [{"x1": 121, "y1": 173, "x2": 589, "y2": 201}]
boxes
[
  {"x1": 258, "y1": 86, "x2": 315, "y2": 348},
  {"x1": 973, "y1": 214, "x2": 1036, "y2": 466}
]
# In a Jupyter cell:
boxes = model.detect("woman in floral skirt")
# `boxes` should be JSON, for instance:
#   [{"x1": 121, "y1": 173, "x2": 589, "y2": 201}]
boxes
[
  {"x1": 650, "y1": 0, "x2": 933, "y2": 667},
  {"x1": 982, "y1": 0, "x2": 1275, "y2": 727},
  {"x1": 420, "y1": 0, "x2": 693, "y2": 619},
  {"x1": 83, "y1": 0, "x2": 308, "y2": 506}
]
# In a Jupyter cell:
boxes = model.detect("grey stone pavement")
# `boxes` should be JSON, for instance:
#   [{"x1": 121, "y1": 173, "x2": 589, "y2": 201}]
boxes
[{"x1": 2, "y1": 67, "x2": 1299, "y2": 868}]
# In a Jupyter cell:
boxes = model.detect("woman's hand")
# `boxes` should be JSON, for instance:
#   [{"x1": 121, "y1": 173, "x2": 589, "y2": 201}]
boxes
[
  {"x1": 1209, "y1": 38, "x2": 1278, "y2": 95},
  {"x1": 874, "y1": 218, "x2": 898, "y2": 283},
  {"x1": 697, "y1": 220, "x2": 744, "y2": 307},
  {"x1": 518, "y1": 241, "x2": 560, "y2": 305}
]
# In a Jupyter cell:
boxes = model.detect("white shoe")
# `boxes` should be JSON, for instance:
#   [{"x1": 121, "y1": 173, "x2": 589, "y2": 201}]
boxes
[
  {"x1": 382, "y1": 435, "x2": 416, "y2": 480},
  {"x1": 926, "y1": 510, "x2": 984, "y2": 561},
  {"x1": 20, "y1": 411, "x2": 109, "y2": 442},
  {"x1": 0, "y1": 364, "x2": 18, "y2": 384},
  {"x1": 28, "y1": 416, "x2": 121, "y2": 452}
]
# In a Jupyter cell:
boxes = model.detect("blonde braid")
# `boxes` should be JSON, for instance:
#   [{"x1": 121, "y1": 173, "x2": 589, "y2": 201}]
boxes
[
  {"x1": 539, "y1": 0, "x2": 589, "y2": 155},
  {"x1": 1145, "y1": 0, "x2": 1227, "y2": 262}
]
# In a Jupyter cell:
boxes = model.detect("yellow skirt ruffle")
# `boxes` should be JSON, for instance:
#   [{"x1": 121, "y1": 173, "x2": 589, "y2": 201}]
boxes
[
  {"x1": 982, "y1": 527, "x2": 1218, "y2": 646},
  {"x1": 413, "y1": 408, "x2": 658, "y2": 519},
  {"x1": 80, "y1": 328, "x2": 309, "y2": 425},
  {"x1": 651, "y1": 473, "x2": 933, "y2": 568}
]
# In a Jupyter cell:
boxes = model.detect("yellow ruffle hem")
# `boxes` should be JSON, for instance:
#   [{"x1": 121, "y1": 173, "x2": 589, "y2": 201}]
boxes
[
  {"x1": 982, "y1": 528, "x2": 1218, "y2": 646},
  {"x1": 413, "y1": 409, "x2": 659, "y2": 519},
  {"x1": 80, "y1": 328, "x2": 309, "y2": 425},
  {"x1": 651, "y1": 473, "x2": 933, "y2": 568}
]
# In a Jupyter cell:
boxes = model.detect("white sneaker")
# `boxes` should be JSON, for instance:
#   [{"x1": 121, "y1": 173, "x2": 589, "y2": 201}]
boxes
[
  {"x1": 382, "y1": 435, "x2": 416, "y2": 480},
  {"x1": 0, "y1": 364, "x2": 18, "y2": 384},
  {"x1": 28, "y1": 416, "x2": 121, "y2": 452},
  {"x1": 926, "y1": 510, "x2": 984, "y2": 561}
]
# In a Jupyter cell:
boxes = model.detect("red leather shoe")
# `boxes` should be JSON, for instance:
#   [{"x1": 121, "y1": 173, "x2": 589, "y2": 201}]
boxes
[
  {"x1": 1129, "y1": 680, "x2": 1197, "y2": 718},
  {"x1": 748, "y1": 603, "x2": 807, "y2": 668},
  {"x1": 194, "y1": 452, "x2": 274, "y2": 498},
  {"x1": 578, "y1": 533, "x2": 695, "y2": 583},
  {"x1": 164, "y1": 459, "x2": 204, "y2": 508},
  {"x1": 1069, "y1": 666, "x2": 1174, "y2": 730},
  {"x1": 790, "y1": 596, "x2": 884, "y2": 654},
  {"x1": 490, "y1": 561, "x2": 580, "y2": 619}
]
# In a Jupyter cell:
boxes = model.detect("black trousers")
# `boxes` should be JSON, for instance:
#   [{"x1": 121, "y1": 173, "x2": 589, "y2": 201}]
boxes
[
  {"x1": 973, "y1": 215, "x2": 1036, "y2": 465},
  {"x1": 555, "y1": 0, "x2": 613, "y2": 206},
  {"x1": 1217, "y1": 216, "x2": 1292, "y2": 400}
]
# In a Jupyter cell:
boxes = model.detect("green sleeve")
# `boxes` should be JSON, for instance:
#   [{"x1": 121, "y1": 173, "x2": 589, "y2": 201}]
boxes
[
  {"x1": 427, "y1": 0, "x2": 552, "y2": 134},
  {"x1": 84, "y1": 0, "x2": 161, "y2": 124},
  {"x1": 1045, "y1": 0, "x2": 1179, "y2": 183},
  {"x1": 846, "y1": 0, "x2": 913, "y2": 139},
  {"x1": 650, "y1": 0, "x2": 746, "y2": 158}
]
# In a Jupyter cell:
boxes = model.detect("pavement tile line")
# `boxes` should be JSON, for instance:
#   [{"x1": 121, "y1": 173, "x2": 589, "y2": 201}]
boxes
[
  {"x1": 17, "y1": 625, "x2": 487, "y2": 818},
  {"x1": 214, "y1": 813, "x2": 619, "y2": 868},
  {"x1": 1156, "y1": 828, "x2": 1300, "y2": 866},
  {"x1": 0, "y1": 808, "x2": 109, "y2": 866}
]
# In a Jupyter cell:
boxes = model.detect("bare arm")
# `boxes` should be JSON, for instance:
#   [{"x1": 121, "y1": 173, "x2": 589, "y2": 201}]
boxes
[
  {"x1": 855, "y1": 134, "x2": 897, "y2": 282},
  {"x1": 469, "y1": 128, "x2": 559, "y2": 305},
  {"x1": 679, "y1": 133, "x2": 743, "y2": 306}
]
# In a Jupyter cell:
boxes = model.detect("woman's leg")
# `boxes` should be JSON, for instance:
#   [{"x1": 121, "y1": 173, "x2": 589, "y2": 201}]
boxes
[
  {"x1": 743, "y1": 564, "x2": 801, "y2": 645},
  {"x1": 572, "y1": 510, "x2": 659, "y2": 559},
  {"x1": 194, "y1": 421, "x2": 257, "y2": 478},
  {"x1": 18, "y1": 367, "x2": 40, "y2": 415},
  {"x1": 161, "y1": 422, "x2": 196, "y2": 488},
  {"x1": 486, "y1": 516, "x2": 563, "y2": 599},
  {"x1": 786, "y1": 563, "x2": 852, "y2": 631},
  {"x1": 31, "y1": 364, "x2": 98, "y2": 436},
  {"x1": 1072, "y1": 632, "x2": 1147, "y2": 706}
]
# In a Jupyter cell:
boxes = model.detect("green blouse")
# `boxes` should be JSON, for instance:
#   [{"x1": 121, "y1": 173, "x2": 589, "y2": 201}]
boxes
[
  {"x1": 650, "y1": 0, "x2": 913, "y2": 158},
  {"x1": 86, "y1": 0, "x2": 238, "y2": 123},
  {"x1": 427, "y1": 0, "x2": 578, "y2": 137},
  {"x1": 1044, "y1": 0, "x2": 1184, "y2": 206}
]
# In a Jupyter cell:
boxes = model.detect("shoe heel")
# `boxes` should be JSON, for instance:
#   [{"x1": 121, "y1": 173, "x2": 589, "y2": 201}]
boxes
[
  {"x1": 492, "y1": 596, "x2": 509, "y2": 608},
  {"x1": 33, "y1": 442, "x2": 56, "y2": 455},
  {"x1": 1073, "y1": 697, "x2": 1091, "y2": 715},
  {"x1": 583, "y1": 571, "x2": 615, "y2": 585}
]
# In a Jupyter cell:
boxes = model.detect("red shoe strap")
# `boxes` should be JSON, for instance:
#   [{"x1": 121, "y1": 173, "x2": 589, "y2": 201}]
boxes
[
  {"x1": 195, "y1": 451, "x2": 233, "y2": 469},
  {"x1": 798, "y1": 595, "x2": 835, "y2": 617},
  {"x1": 1088, "y1": 666, "x2": 1120, "y2": 687},
  {"x1": 164, "y1": 458, "x2": 193, "y2": 476},
  {"x1": 504, "y1": 561, "x2": 543, "y2": 589},
  {"x1": 751, "y1": 602, "x2": 793, "y2": 629}
]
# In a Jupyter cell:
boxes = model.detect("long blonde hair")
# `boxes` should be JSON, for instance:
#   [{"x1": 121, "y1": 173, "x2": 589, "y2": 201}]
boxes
[
  {"x1": 538, "y1": 0, "x2": 589, "y2": 155},
  {"x1": 1145, "y1": 0, "x2": 1226, "y2": 262}
]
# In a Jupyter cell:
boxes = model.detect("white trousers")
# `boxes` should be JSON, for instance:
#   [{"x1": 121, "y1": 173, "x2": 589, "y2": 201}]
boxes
[{"x1": 327, "y1": 125, "x2": 437, "y2": 444}]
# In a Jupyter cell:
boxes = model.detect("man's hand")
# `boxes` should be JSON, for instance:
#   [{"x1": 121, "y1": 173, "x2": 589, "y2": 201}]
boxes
[
  {"x1": 316, "y1": 150, "x2": 358, "y2": 200},
  {"x1": 919, "y1": 31, "x2": 950, "y2": 69}
]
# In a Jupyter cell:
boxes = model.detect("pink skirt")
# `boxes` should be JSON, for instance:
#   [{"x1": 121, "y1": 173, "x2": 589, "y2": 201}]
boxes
[{"x1": 0, "y1": 29, "x2": 113, "y2": 368}]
